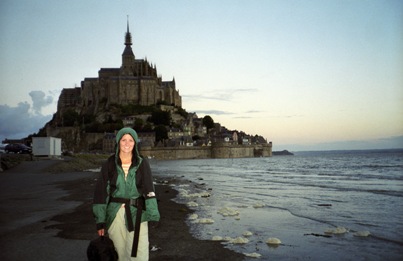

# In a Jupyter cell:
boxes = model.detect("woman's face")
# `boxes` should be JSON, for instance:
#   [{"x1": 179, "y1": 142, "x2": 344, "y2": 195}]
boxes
[{"x1": 119, "y1": 134, "x2": 135, "y2": 154}]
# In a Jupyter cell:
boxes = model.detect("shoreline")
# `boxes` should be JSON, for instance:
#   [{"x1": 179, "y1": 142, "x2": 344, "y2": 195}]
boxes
[
  {"x1": 149, "y1": 179, "x2": 244, "y2": 260},
  {"x1": 0, "y1": 159, "x2": 244, "y2": 260},
  {"x1": 3, "y1": 156, "x2": 401, "y2": 260},
  {"x1": 48, "y1": 174, "x2": 245, "y2": 260}
]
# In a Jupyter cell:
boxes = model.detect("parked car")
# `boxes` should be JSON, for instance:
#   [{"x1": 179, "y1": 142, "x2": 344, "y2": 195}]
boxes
[
  {"x1": 5, "y1": 143, "x2": 32, "y2": 154},
  {"x1": 0, "y1": 143, "x2": 8, "y2": 153}
]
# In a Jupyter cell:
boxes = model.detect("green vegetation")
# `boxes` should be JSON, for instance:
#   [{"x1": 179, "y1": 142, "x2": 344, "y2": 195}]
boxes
[
  {"x1": 154, "y1": 125, "x2": 168, "y2": 142},
  {"x1": 133, "y1": 118, "x2": 144, "y2": 130},
  {"x1": 150, "y1": 110, "x2": 171, "y2": 126},
  {"x1": 52, "y1": 102, "x2": 205, "y2": 149},
  {"x1": 202, "y1": 115, "x2": 215, "y2": 131},
  {"x1": 62, "y1": 109, "x2": 80, "y2": 126},
  {"x1": 85, "y1": 119, "x2": 123, "y2": 133},
  {"x1": 117, "y1": 104, "x2": 156, "y2": 116},
  {"x1": 175, "y1": 107, "x2": 188, "y2": 118}
]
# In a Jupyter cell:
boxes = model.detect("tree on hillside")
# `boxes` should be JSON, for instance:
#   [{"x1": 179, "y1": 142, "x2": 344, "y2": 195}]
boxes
[
  {"x1": 62, "y1": 109, "x2": 80, "y2": 127},
  {"x1": 150, "y1": 110, "x2": 171, "y2": 126},
  {"x1": 154, "y1": 125, "x2": 168, "y2": 143},
  {"x1": 176, "y1": 107, "x2": 188, "y2": 118},
  {"x1": 133, "y1": 118, "x2": 144, "y2": 131},
  {"x1": 143, "y1": 123, "x2": 153, "y2": 132},
  {"x1": 202, "y1": 115, "x2": 215, "y2": 132}
]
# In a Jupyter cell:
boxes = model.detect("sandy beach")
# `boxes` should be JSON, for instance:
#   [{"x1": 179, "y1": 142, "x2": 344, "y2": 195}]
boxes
[{"x1": 0, "y1": 157, "x2": 244, "y2": 261}]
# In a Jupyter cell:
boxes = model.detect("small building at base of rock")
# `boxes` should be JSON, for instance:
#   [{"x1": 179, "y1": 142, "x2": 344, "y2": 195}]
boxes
[{"x1": 32, "y1": 137, "x2": 62, "y2": 157}]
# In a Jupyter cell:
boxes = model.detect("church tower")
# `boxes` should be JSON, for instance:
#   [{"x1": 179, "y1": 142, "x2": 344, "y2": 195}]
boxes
[{"x1": 121, "y1": 18, "x2": 135, "y2": 76}]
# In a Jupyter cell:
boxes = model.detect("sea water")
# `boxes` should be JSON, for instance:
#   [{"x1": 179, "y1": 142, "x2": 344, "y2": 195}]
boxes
[{"x1": 151, "y1": 149, "x2": 403, "y2": 260}]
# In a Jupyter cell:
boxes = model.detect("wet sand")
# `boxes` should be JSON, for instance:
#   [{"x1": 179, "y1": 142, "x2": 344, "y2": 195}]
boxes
[{"x1": 0, "y1": 159, "x2": 244, "y2": 260}]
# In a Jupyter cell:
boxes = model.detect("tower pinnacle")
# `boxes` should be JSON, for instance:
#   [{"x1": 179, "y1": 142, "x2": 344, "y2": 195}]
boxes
[{"x1": 125, "y1": 15, "x2": 132, "y2": 46}]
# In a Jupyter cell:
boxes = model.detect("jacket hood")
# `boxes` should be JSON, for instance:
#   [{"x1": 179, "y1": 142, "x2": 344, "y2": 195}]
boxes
[
  {"x1": 115, "y1": 127, "x2": 142, "y2": 167},
  {"x1": 116, "y1": 127, "x2": 140, "y2": 144}
]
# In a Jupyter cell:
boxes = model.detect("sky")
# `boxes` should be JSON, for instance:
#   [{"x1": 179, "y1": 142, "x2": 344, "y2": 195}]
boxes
[{"x1": 1, "y1": 0, "x2": 402, "y2": 151}]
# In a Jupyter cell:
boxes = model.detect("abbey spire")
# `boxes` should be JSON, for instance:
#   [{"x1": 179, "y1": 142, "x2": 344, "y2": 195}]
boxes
[
  {"x1": 125, "y1": 17, "x2": 132, "y2": 46},
  {"x1": 121, "y1": 16, "x2": 135, "y2": 75}
]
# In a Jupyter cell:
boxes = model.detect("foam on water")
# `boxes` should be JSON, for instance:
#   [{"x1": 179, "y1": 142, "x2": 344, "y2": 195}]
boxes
[{"x1": 152, "y1": 150, "x2": 403, "y2": 260}]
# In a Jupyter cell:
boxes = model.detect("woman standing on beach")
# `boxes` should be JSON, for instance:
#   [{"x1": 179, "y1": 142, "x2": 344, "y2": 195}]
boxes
[{"x1": 92, "y1": 127, "x2": 160, "y2": 260}]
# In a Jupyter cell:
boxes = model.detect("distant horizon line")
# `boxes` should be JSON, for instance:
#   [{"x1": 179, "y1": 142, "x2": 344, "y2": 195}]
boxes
[{"x1": 288, "y1": 148, "x2": 403, "y2": 153}]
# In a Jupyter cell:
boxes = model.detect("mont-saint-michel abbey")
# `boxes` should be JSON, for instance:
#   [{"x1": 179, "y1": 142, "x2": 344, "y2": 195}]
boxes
[
  {"x1": 47, "y1": 23, "x2": 272, "y2": 159},
  {"x1": 58, "y1": 23, "x2": 181, "y2": 116}
]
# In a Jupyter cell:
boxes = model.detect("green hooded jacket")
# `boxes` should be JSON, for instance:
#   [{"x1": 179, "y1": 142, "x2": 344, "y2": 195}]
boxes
[{"x1": 92, "y1": 127, "x2": 160, "y2": 231}]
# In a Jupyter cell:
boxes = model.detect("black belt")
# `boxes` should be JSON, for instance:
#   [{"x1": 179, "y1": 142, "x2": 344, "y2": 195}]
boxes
[{"x1": 109, "y1": 196, "x2": 146, "y2": 257}]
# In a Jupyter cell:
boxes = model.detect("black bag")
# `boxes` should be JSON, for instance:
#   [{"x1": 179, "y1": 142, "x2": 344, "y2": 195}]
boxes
[{"x1": 87, "y1": 236, "x2": 118, "y2": 261}]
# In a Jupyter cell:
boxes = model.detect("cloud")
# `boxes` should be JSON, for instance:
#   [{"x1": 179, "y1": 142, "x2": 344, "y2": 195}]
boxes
[
  {"x1": 278, "y1": 135, "x2": 403, "y2": 152},
  {"x1": 245, "y1": 110, "x2": 264, "y2": 114},
  {"x1": 233, "y1": 111, "x2": 301, "y2": 119},
  {"x1": 192, "y1": 107, "x2": 264, "y2": 118},
  {"x1": 183, "y1": 94, "x2": 229, "y2": 102},
  {"x1": 266, "y1": 114, "x2": 304, "y2": 119},
  {"x1": 183, "y1": 88, "x2": 259, "y2": 102},
  {"x1": 0, "y1": 91, "x2": 54, "y2": 142},
  {"x1": 233, "y1": 116, "x2": 254, "y2": 119},
  {"x1": 194, "y1": 110, "x2": 234, "y2": 115},
  {"x1": 232, "y1": 112, "x2": 265, "y2": 119},
  {"x1": 29, "y1": 90, "x2": 53, "y2": 114}
]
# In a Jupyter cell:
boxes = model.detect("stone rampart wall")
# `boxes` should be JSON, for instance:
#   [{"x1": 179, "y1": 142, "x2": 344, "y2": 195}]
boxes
[
  {"x1": 140, "y1": 146, "x2": 211, "y2": 160},
  {"x1": 140, "y1": 144, "x2": 272, "y2": 160}
]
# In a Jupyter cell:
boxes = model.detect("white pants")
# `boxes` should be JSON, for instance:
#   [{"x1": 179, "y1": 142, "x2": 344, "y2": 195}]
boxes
[{"x1": 108, "y1": 207, "x2": 149, "y2": 261}]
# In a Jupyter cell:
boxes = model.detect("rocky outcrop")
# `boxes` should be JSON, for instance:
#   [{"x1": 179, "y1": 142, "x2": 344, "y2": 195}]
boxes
[{"x1": 272, "y1": 150, "x2": 294, "y2": 156}]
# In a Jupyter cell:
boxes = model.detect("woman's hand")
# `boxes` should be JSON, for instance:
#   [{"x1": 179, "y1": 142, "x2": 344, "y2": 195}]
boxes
[{"x1": 98, "y1": 229, "x2": 105, "y2": 236}]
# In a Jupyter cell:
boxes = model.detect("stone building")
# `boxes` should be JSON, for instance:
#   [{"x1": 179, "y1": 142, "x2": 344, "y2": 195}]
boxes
[{"x1": 57, "y1": 21, "x2": 182, "y2": 115}]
